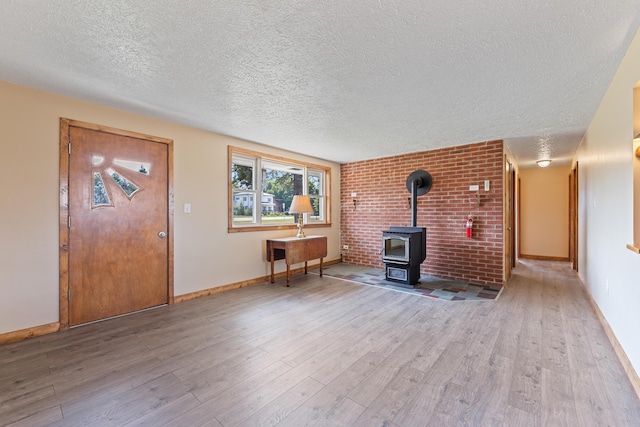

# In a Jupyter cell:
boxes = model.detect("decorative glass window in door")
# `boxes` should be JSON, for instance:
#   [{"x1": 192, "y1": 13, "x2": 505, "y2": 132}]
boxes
[
  {"x1": 114, "y1": 159, "x2": 151, "y2": 175},
  {"x1": 93, "y1": 172, "x2": 111, "y2": 207},
  {"x1": 106, "y1": 168, "x2": 139, "y2": 197},
  {"x1": 91, "y1": 156, "x2": 148, "y2": 208}
]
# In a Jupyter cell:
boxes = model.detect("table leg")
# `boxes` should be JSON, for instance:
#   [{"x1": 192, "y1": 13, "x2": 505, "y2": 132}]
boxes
[
  {"x1": 286, "y1": 264, "x2": 290, "y2": 287},
  {"x1": 270, "y1": 246, "x2": 275, "y2": 284},
  {"x1": 320, "y1": 257, "x2": 323, "y2": 277},
  {"x1": 304, "y1": 261, "x2": 308, "y2": 274}
]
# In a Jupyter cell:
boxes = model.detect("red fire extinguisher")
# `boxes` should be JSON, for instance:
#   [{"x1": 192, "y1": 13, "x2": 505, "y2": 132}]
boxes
[{"x1": 466, "y1": 215, "x2": 473, "y2": 239}]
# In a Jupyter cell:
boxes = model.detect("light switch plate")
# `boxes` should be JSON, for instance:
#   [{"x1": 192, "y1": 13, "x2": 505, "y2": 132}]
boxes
[
  {"x1": 484, "y1": 180, "x2": 490, "y2": 191},
  {"x1": 184, "y1": 203, "x2": 191, "y2": 214}
]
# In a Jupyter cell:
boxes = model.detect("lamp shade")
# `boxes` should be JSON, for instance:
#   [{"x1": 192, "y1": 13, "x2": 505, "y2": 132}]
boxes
[{"x1": 289, "y1": 195, "x2": 314, "y2": 214}]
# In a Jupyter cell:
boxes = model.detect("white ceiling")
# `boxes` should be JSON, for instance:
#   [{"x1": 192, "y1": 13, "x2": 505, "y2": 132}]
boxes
[{"x1": 1, "y1": 1, "x2": 639, "y2": 167}]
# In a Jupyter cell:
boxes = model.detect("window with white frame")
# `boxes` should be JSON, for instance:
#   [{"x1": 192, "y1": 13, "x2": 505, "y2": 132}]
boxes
[
  {"x1": 307, "y1": 169, "x2": 325, "y2": 223},
  {"x1": 229, "y1": 147, "x2": 330, "y2": 231}
]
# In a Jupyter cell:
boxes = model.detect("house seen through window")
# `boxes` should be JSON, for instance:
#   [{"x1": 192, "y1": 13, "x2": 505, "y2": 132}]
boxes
[{"x1": 229, "y1": 147, "x2": 330, "y2": 231}]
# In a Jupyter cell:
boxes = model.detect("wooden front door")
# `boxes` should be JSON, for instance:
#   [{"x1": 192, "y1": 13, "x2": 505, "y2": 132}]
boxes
[{"x1": 60, "y1": 119, "x2": 173, "y2": 327}]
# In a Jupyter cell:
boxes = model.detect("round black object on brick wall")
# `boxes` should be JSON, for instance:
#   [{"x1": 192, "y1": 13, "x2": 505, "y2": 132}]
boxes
[{"x1": 405, "y1": 170, "x2": 432, "y2": 195}]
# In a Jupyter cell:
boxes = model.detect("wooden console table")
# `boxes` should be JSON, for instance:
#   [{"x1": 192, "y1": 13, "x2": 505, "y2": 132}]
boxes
[{"x1": 266, "y1": 236, "x2": 327, "y2": 286}]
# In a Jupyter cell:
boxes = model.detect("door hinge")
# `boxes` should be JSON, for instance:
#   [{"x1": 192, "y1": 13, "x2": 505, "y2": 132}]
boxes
[
  {"x1": 68, "y1": 288, "x2": 71, "y2": 301},
  {"x1": 68, "y1": 142, "x2": 71, "y2": 155},
  {"x1": 68, "y1": 216, "x2": 71, "y2": 228}
]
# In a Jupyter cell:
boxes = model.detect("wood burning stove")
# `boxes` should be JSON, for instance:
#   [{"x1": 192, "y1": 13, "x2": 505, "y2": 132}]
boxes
[
  {"x1": 382, "y1": 226, "x2": 426, "y2": 286},
  {"x1": 382, "y1": 170, "x2": 432, "y2": 287}
]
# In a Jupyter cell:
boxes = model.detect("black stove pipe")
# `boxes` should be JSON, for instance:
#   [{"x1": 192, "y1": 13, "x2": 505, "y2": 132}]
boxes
[
  {"x1": 406, "y1": 170, "x2": 432, "y2": 228},
  {"x1": 410, "y1": 178, "x2": 418, "y2": 227}
]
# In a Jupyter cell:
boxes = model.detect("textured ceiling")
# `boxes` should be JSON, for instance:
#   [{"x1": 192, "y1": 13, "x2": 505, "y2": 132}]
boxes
[{"x1": 1, "y1": 1, "x2": 639, "y2": 167}]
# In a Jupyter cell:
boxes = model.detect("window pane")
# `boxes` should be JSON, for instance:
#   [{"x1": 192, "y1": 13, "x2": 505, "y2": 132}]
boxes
[
  {"x1": 106, "y1": 168, "x2": 139, "y2": 197},
  {"x1": 261, "y1": 163, "x2": 303, "y2": 224},
  {"x1": 308, "y1": 196, "x2": 324, "y2": 222},
  {"x1": 232, "y1": 160, "x2": 254, "y2": 190},
  {"x1": 233, "y1": 192, "x2": 254, "y2": 225},
  {"x1": 92, "y1": 155, "x2": 104, "y2": 166},
  {"x1": 308, "y1": 170, "x2": 324, "y2": 223},
  {"x1": 308, "y1": 173, "x2": 320, "y2": 195},
  {"x1": 92, "y1": 172, "x2": 111, "y2": 207},
  {"x1": 114, "y1": 159, "x2": 151, "y2": 175}
]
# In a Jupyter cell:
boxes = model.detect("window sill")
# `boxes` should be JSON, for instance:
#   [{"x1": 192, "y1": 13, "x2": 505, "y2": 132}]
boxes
[
  {"x1": 228, "y1": 223, "x2": 332, "y2": 233},
  {"x1": 626, "y1": 244, "x2": 640, "y2": 254}
]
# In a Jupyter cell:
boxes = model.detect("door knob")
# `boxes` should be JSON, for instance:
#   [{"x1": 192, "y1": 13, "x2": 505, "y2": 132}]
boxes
[{"x1": 158, "y1": 231, "x2": 167, "y2": 238}]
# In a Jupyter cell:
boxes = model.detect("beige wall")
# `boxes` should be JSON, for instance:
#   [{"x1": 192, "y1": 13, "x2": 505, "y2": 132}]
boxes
[
  {"x1": 576, "y1": 26, "x2": 640, "y2": 381},
  {"x1": 0, "y1": 80, "x2": 341, "y2": 335},
  {"x1": 519, "y1": 165, "x2": 570, "y2": 258}
]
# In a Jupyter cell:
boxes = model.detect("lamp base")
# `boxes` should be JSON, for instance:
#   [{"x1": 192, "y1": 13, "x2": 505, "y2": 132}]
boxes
[{"x1": 296, "y1": 218, "x2": 306, "y2": 238}]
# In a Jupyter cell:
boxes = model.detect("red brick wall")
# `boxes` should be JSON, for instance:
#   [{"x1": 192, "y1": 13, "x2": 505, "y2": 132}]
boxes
[{"x1": 340, "y1": 140, "x2": 504, "y2": 286}]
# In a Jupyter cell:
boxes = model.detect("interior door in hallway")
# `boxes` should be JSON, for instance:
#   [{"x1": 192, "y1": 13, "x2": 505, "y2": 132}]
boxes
[
  {"x1": 504, "y1": 158, "x2": 516, "y2": 281},
  {"x1": 569, "y1": 163, "x2": 578, "y2": 271},
  {"x1": 62, "y1": 120, "x2": 173, "y2": 326}
]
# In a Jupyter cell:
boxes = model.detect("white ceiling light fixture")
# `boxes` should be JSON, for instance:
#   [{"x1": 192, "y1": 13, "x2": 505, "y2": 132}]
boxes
[{"x1": 535, "y1": 137, "x2": 553, "y2": 168}]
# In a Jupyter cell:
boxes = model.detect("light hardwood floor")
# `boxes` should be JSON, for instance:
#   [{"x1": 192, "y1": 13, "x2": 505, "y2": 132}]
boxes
[{"x1": 2, "y1": 260, "x2": 640, "y2": 426}]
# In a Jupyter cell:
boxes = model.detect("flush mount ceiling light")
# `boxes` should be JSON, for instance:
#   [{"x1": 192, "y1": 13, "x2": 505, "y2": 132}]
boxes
[{"x1": 535, "y1": 137, "x2": 552, "y2": 168}]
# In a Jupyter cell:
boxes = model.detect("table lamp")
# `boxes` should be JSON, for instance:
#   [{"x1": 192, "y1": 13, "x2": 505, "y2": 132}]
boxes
[{"x1": 289, "y1": 195, "x2": 314, "y2": 238}]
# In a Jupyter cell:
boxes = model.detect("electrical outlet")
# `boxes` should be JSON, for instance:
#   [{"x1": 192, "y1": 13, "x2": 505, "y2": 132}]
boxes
[{"x1": 342, "y1": 245, "x2": 349, "y2": 250}]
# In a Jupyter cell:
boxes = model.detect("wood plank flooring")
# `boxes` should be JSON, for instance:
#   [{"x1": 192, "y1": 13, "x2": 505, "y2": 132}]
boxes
[{"x1": 2, "y1": 260, "x2": 640, "y2": 426}]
